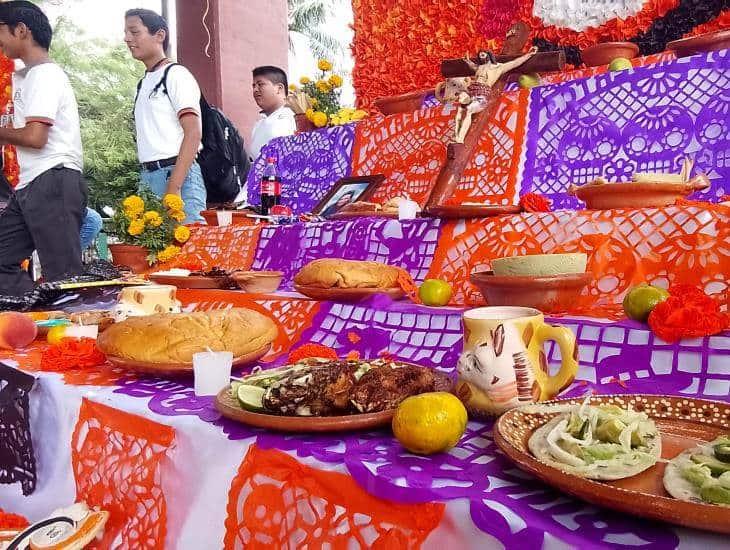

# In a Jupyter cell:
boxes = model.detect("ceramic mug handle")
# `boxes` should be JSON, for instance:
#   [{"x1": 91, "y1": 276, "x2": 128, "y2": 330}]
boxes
[{"x1": 533, "y1": 324, "x2": 578, "y2": 399}]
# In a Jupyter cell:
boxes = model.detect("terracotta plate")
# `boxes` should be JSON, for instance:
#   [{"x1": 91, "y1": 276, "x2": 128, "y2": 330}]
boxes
[
  {"x1": 148, "y1": 274, "x2": 232, "y2": 289},
  {"x1": 494, "y1": 395, "x2": 730, "y2": 534},
  {"x1": 105, "y1": 344, "x2": 271, "y2": 376},
  {"x1": 426, "y1": 205, "x2": 521, "y2": 219},
  {"x1": 570, "y1": 178, "x2": 710, "y2": 210},
  {"x1": 668, "y1": 29, "x2": 730, "y2": 58},
  {"x1": 215, "y1": 387, "x2": 395, "y2": 432},
  {"x1": 294, "y1": 284, "x2": 405, "y2": 302}
]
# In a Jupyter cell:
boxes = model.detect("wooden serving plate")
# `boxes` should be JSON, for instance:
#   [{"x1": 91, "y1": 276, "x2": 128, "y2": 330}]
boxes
[
  {"x1": 148, "y1": 274, "x2": 232, "y2": 289},
  {"x1": 293, "y1": 284, "x2": 406, "y2": 302},
  {"x1": 494, "y1": 395, "x2": 730, "y2": 534},
  {"x1": 668, "y1": 29, "x2": 730, "y2": 58},
  {"x1": 569, "y1": 176, "x2": 710, "y2": 209},
  {"x1": 216, "y1": 387, "x2": 395, "y2": 432},
  {"x1": 105, "y1": 344, "x2": 270, "y2": 376},
  {"x1": 425, "y1": 204, "x2": 521, "y2": 219}
]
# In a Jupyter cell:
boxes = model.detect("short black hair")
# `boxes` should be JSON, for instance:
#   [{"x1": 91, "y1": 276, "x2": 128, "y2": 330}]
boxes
[
  {"x1": 125, "y1": 8, "x2": 169, "y2": 52},
  {"x1": 0, "y1": 1, "x2": 53, "y2": 50},
  {"x1": 252, "y1": 66, "x2": 288, "y2": 96}
]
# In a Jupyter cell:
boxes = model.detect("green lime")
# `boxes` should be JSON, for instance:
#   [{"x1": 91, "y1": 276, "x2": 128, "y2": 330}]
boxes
[
  {"x1": 622, "y1": 284, "x2": 670, "y2": 321},
  {"x1": 236, "y1": 384, "x2": 266, "y2": 411},
  {"x1": 418, "y1": 279, "x2": 453, "y2": 307},
  {"x1": 609, "y1": 57, "x2": 633, "y2": 71},
  {"x1": 518, "y1": 73, "x2": 540, "y2": 89}
]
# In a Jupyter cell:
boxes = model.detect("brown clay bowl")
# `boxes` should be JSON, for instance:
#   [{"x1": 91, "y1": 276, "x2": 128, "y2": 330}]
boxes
[
  {"x1": 294, "y1": 284, "x2": 406, "y2": 302},
  {"x1": 470, "y1": 271, "x2": 592, "y2": 313},
  {"x1": 582, "y1": 42, "x2": 639, "y2": 67},
  {"x1": 668, "y1": 29, "x2": 730, "y2": 58},
  {"x1": 570, "y1": 176, "x2": 710, "y2": 210},
  {"x1": 230, "y1": 271, "x2": 284, "y2": 293}
]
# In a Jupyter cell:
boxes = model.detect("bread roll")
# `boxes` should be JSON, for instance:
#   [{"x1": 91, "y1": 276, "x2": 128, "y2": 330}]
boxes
[
  {"x1": 294, "y1": 259, "x2": 400, "y2": 289},
  {"x1": 97, "y1": 308, "x2": 277, "y2": 363}
]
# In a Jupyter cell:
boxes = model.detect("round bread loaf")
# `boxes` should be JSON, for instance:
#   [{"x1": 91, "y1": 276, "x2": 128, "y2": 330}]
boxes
[
  {"x1": 293, "y1": 259, "x2": 400, "y2": 289},
  {"x1": 97, "y1": 308, "x2": 277, "y2": 363}
]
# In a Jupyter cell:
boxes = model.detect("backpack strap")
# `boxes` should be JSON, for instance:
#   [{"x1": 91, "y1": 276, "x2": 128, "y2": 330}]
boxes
[{"x1": 134, "y1": 62, "x2": 181, "y2": 107}]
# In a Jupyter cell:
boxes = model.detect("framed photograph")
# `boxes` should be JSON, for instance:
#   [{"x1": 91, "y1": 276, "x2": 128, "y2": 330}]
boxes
[{"x1": 313, "y1": 175, "x2": 385, "y2": 218}]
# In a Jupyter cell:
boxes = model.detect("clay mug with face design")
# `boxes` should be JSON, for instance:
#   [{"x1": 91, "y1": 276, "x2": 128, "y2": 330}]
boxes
[{"x1": 455, "y1": 306, "x2": 578, "y2": 416}]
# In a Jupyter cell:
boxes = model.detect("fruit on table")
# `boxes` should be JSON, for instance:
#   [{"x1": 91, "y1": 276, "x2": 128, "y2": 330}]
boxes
[
  {"x1": 236, "y1": 384, "x2": 266, "y2": 411},
  {"x1": 392, "y1": 392, "x2": 467, "y2": 455},
  {"x1": 418, "y1": 279, "x2": 453, "y2": 306},
  {"x1": 518, "y1": 73, "x2": 540, "y2": 89},
  {"x1": 609, "y1": 57, "x2": 633, "y2": 71},
  {"x1": 0, "y1": 311, "x2": 38, "y2": 350},
  {"x1": 46, "y1": 325, "x2": 68, "y2": 346},
  {"x1": 622, "y1": 284, "x2": 670, "y2": 322}
]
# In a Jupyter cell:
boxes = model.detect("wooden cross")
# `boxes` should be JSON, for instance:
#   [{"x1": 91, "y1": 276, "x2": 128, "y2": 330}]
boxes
[{"x1": 424, "y1": 23, "x2": 564, "y2": 216}]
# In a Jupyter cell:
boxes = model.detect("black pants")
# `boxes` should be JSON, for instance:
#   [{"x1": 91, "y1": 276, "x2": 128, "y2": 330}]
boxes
[{"x1": 0, "y1": 166, "x2": 87, "y2": 296}]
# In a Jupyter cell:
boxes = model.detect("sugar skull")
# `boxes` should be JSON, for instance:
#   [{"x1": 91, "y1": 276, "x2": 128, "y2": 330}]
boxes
[
  {"x1": 557, "y1": 114, "x2": 621, "y2": 185},
  {"x1": 621, "y1": 105, "x2": 693, "y2": 173}
]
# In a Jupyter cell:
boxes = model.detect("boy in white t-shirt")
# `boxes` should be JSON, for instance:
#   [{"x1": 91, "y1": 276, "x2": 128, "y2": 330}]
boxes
[
  {"x1": 125, "y1": 9, "x2": 205, "y2": 223},
  {"x1": 0, "y1": 1, "x2": 86, "y2": 296}
]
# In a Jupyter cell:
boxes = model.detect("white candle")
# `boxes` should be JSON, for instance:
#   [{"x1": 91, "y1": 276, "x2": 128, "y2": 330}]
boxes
[
  {"x1": 193, "y1": 350, "x2": 234, "y2": 396},
  {"x1": 216, "y1": 210, "x2": 233, "y2": 227}
]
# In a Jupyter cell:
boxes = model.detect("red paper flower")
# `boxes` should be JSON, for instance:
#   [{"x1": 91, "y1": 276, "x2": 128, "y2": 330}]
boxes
[
  {"x1": 40, "y1": 338, "x2": 106, "y2": 372},
  {"x1": 519, "y1": 192, "x2": 551, "y2": 212},
  {"x1": 0, "y1": 509, "x2": 29, "y2": 529},
  {"x1": 648, "y1": 285, "x2": 729, "y2": 343},
  {"x1": 287, "y1": 343, "x2": 339, "y2": 364}
]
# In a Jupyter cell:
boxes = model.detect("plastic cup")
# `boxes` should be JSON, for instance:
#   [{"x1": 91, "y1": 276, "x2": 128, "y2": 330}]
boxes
[
  {"x1": 216, "y1": 210, "x2": 233, "y2": 226},
  {"x1": 193, "y1": 350, "x2": 233, "y2": 396},
  {"x1": 398, "y1": 199, "x2": 420, "y2": 220}
]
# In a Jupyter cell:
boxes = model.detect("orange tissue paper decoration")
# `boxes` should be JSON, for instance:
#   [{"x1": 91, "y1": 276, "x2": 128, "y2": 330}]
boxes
[
  {"x1": 648, "y1": 285, "x2": 730, "y2": 343},
  {"x1": 0, "y1": 509, "x2": 29, "y2": 530},
  {"x1": 519, "y1": 192, "x2": 552, "y2": 212},
  {"x1": 287, "y1": 343, "x2": 339, "y2": 363},
  {"x1": 396, "y1": 268, "x2": 420, "y2": 303},
  {"x1": 40, "y1": 338, "x2": 106, "y2": 372}
]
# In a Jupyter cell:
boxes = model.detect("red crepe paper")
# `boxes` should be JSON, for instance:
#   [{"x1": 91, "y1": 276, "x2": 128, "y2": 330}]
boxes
[
  {"x1": 519, "y1": 192, "x2": 551, "y2": 212},
  {"x1": 648, "y1": 285, "x2": 730, "y2": 343},
  {"x1": 39, "y1": 338, "x2": 107, "y2": 372},
  {"x1": 177, "y1": 259, "x2": 203, "y2": 271},
  {"x1": 0, "y1": 509, "x2": 29, "y2": 529},
  {"x1": 287, "y1": 343, "x2": 339, "y2": 364}
]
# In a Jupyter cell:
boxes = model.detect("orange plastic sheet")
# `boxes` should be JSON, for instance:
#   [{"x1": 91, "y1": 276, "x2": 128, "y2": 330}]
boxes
[
  {"x1": 177, "y1": 290, "x2": 321, "y2": 361},
  {"x1": 351, "y1": 105, "x2": 454, "y2": 206},
  {"x1": 224, "y1": 445, "x2": 444, "y2": 549},
  {"x1": 0, "y1": 343, "x2": 125, "y2": 386},
  {"x1": 72, "y1": 398, "x2": 175, "y2": 549},
  {"x1": 163, "y1": 224, "x2": 262, "y2": 272},
  {"x1": 450, "y1": 89, "x2": 529, "y2": 206},
  {"x1": 427, "y1": 204, "x2": 730, "y2": 318}
]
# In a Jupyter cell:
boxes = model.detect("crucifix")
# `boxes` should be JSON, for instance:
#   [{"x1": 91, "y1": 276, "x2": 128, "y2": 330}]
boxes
[{"x1": 424, "y1": 23, "x2": 565, "y2": 216}]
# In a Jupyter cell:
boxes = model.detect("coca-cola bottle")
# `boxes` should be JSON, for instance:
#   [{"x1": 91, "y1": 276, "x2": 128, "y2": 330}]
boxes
[{"x1": 260, "y1": 157, "x2": 281, "y2": 215}]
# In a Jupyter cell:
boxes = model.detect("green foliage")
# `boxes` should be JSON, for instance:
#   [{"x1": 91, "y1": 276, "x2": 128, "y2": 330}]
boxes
[
  {"x1": 288, "y1": 0, "x2": 342, "y2": 60},
  {"x1": 49, "y1": 17, "x2": 142, "y2": 210}
]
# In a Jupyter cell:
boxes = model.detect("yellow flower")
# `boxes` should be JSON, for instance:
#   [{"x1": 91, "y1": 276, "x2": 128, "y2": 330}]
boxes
[
  {"x1": 157, "y1": 245, "x2": 181, "y2": 263},
  {"x1": 317, "y1": 59, "x2": 332, "y2": 71},
  {"x1": 169, "y1": 209, "x2": 186, "y2": 222},
  {"x1": 123, "y1": 195, "x2": 144, "y2": 219},
  {"x1": 312, "y1": 111, "x2": 328, "y2": 128},
  {"x1": 174, "y1": 225, "x2": 191, "y2": 244},
  {"x1": 305, "y1": 108, "x2": 315, "y2": 122},
  {"x1": 127, "y1": 218, "x2": 145, "y2": 236},
  {"x1": 163, "y1": 193, "x2": 184, "y2": 212},
  {"x1": 299, "y1": 76, "x2": 310, "y2": 85},
  {"x1": 310, "y1": 98, "x2": 318, "y2": 107},
  {"x1": 289, "y1": 84, "x2": 297, "y2": 92},
  {"x1": 328, "y1": 74, "x2": 343, "y2": 88},
  {"x1": 330, "y1": 115, "x2": 341, "y2": 126},
  {"x1": 143, "y1": 210, "x2": 163, "y2": 227},
  {"x1": 315, "y1": 80, "x2": 331, "y2": 93},
  {"x1": 351, "y1": 109, "x2": 368, "y2": 121}
]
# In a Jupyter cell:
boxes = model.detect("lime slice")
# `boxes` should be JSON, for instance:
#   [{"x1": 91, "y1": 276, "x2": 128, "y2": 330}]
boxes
[{"x1": 236, "y1": 384, "x2": 266, "y2": 411}]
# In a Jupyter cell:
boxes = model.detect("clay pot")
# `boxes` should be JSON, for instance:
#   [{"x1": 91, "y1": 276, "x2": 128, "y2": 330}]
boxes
[
  {"x1": 667, "y1": 29, "x2": 730, "y2": 58},
  {"x1": 581, "y1": 42, "x2": 639, "y2": 67},
  {"x1": 374, "y1": 88, "x2": 433, "y2": 116},
  {"x1": 230, "y1": 271, "x2": 284, "y2": 293},
  {"x1": 470, "y1": 271, "x2": 592, "y2": 314},
  {"x1": 108, "y1": 243, "x2": 150, "y2": 273},
  {"x1": 294, "y1": 113, "x2": 316, "y2": 133}
]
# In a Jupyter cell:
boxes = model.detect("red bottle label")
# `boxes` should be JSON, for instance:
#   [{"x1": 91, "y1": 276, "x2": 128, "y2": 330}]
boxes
[{"x1": 261, "y1": 180, "x2": 280, "y2": 196}]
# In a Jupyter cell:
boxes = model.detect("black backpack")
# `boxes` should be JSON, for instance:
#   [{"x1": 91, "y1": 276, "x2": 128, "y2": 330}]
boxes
[{"x1": 135, "y1": 63, "x2": 250, "y2": 204}]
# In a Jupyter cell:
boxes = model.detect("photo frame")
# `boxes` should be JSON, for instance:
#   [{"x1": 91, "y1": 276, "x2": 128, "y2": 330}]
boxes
[{"x1": 313, "y1": 175, "x2": 386, "y2": 218}]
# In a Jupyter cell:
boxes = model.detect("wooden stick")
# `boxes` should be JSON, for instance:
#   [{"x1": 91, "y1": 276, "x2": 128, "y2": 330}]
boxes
[{"x1": 441, "y1": 51, "x2": 565, "y2": 78}]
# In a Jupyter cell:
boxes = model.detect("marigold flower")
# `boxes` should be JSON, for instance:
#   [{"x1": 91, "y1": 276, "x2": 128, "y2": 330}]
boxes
[
  {"x1": 299, "y1": 76, "x2": 311, "y2": 85},
  {"x1": 163, "y1": 193, "x2": 184, "y2": 211},
  {"x1": 127, "y1": 218, "x2": 145, "y2": 236},
  {"x1": 312, "y1": 111, "x2": 328, "y2": 128},
  {"x1": 174, "y1": 225, "x2": 191, "y2": 244},
  {"x1": 169, "y1": 209, "x2": 186, "y2": 222},
  {"x1": 315, "y1": 80, "x2": 331, "y2": 93},
  {"x1": 317, "y1": 59, "x2": 333, "y2": 71},
  {"x1": 157, "y1": 245, "x2": 181, "y2": 263},
  {"x1": 305, "y1": 108, "x2": 315, "y2": 122},
  {"x1": 328, "y1": 74, "x2": 343, "y2": 88}
]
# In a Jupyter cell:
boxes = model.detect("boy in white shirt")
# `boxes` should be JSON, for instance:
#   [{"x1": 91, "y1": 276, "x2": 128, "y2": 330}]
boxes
[
  {"x1": 0, "y1": 1, "x2": 86, "y2": 296},
  {"x1": 125, "y1": 9, "x2": 205, "y2": 223},
  {"x1": 250, "y1": 65, "x2": 296, "y2": 161}
]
